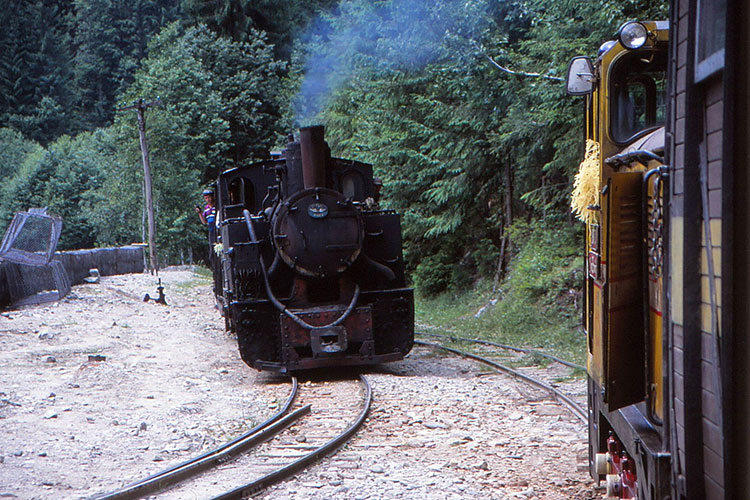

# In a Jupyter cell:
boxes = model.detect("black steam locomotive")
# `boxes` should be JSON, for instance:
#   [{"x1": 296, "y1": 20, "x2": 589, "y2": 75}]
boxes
[{"x1": 213, "y1": 126, "x2": 414, "y2": 372}]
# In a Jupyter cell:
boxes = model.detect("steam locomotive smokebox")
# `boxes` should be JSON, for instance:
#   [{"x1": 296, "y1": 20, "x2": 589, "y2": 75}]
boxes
[
  {"x1": 272, "y1": 188, "x2": 362, "y2": 278},
  {"x1": 273, "y1": 125, "x2": 361, "y2": 278}
]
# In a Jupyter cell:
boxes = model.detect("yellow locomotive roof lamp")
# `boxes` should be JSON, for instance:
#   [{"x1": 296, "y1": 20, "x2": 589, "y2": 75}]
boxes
[{"x1": 618, "y1": 21, "x2": 649, "y2": 49}]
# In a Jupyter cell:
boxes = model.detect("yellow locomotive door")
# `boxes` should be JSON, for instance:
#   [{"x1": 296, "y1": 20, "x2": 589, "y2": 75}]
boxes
[{"x1": 605, "y1": 172, "x2": 646, "y2": 409}]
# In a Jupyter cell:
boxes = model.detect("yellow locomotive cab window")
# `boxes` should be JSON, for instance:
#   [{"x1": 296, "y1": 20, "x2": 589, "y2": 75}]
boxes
[{"x1": 610, "y1": 51, "x2": 667, "y2": 143}]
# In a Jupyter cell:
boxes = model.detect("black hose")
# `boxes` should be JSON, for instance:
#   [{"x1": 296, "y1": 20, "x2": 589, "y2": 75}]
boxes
[{"x1": 242, "y1": 210, "x2": 359, "y2": 330}]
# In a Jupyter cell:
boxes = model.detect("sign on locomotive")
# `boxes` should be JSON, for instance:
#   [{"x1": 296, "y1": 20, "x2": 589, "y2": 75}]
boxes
[
  {"x1": 212, "y1": 126, "x2": 414, "y2": 372},
  {"x1": 568, "y1": 5, "x2": 750, "y2": 499}
]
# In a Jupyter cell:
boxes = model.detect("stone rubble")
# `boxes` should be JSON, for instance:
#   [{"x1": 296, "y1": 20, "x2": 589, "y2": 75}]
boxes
[{"x1": 0, "y1": 268, "x2": 601, "y2": 500}]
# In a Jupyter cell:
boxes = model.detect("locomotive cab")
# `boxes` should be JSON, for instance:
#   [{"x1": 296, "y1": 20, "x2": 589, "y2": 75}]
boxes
[{"x1": 567, "y1": 21, "x2": 670, "y2": 500}]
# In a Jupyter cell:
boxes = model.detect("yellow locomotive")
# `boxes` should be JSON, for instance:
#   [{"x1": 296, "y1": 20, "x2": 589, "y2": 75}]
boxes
[
  {"x1": 568, "y1": 5, "x2": 749, "y2": 498},
  {"x1": 568, "y1": 20, "x2": 669, "y2": 499}
]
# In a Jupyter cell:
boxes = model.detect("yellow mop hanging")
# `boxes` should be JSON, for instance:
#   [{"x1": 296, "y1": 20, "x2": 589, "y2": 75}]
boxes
[{"x1": 571, "y1": 139, "x2": 601, "y2": 224}]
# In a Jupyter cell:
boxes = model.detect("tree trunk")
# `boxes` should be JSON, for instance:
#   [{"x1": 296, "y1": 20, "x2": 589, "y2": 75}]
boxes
[{"x1": 492, "y1": 160, "x2": 514, "y2": 292}]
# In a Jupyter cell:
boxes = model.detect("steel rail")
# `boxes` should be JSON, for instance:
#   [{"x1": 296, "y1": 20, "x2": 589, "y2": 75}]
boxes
[
  {"x1": 210, "y1": 374, "x2": 372, "y2": 500},
  {"x1": 415, "y1": 340, "x2": 587, "y2": 424},
  {"x1": 415, "y1": 331, "x2": 585, "y2": 371},
  {"x1": 91, "y1": 377, "x2": 302, "y2": 500}
]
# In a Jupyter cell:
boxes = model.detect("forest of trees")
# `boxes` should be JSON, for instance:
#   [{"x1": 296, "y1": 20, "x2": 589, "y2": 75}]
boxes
[{"x1": 0, "y1": 0, "x2": 667, "y2": 295}]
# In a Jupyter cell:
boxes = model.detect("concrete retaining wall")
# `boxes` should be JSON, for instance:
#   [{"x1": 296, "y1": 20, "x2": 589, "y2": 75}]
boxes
[{"x1": 0, "y1": 246, "x2": 144, "y2": 309}]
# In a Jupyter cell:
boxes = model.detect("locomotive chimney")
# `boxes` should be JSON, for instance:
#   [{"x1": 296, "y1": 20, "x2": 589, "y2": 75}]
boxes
[{"x1": 299, "y1": 125, "x2": 327, "y2": 189}]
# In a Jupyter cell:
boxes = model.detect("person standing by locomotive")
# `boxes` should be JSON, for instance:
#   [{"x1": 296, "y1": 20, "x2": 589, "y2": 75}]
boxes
[
  {"x1": 196, "y1": 188, "x2": 217, "y2": 244},
  {"x1": 196, "y1": 188, "x2": 221, "y2": 298}
]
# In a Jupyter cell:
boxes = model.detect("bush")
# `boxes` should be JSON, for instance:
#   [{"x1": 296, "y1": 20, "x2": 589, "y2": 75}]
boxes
[{"x1": 414, "y1": 253, "x2": 452, "y2": 296}]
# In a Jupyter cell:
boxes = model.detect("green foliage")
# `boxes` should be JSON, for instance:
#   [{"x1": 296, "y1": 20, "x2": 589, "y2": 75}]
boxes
[
  {"x1": 0, "y1": 0, "x2": 667, "y2": 277},
  {"x1": 416, "y1": 221, "x2": 585, "y2": 364},
  {"x1": 88, "y1": 21, "x2": 285, "y2": 262},
  {"x1": 0, "y1": 128, "x2": 110, "y2": 249},
  {"x1": 503, "y1": 219, "x2": 581, "y2": 302},
  {"x1": 0, "y1": 128, "x2": 44, "y2": 181},
  {"x1": 0, "y1": 0, "x2": 75, "y2": 144},
  {"x1": 0, "y1": 0, "x2": 182, "y2": 142},
  {"x1": 182, "y1": 0, "x2": 338, "y2": 59},
  {"x1": 0, "y1": 17, "x2": 286, "y2": 261},
  {"x1": 290, "y1": 0, "x2": 666, "y2": 294},
  {"x1": 71, "y1": 0, "x2": 183, "y2": 131}
]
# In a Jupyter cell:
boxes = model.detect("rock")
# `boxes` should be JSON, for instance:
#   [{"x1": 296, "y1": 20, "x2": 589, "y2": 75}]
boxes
[
  {"x1": 0, "y1": 455, "x2": 4, "y2": 463},
  {"x1": 511, "y1": 488, "x2": 535, "y2": 499},
  {"x1": 38, "y1": 331, "x2": 55, "y2": 340},
  {"x1": 423, "y1": 422, "x2": 448, "y2": 430},
  {"x1": 38, "y1": 452, "x2": 47, "y2": 457},
  {"x1": 13, "y1": 451, "x2": 22, "y2": 457},
  {"x1": 475, "y1": 460, "x2": 489, "y2": 471},
  {"x1": 139, "y1": 422, "x2": 147, "y2": 431},
  {"x1": 370, "y1": 465, "x2": 384, "y2": 474},
  {"x1": 88, "y1": 355, "x2": 106, "y2": 362},
  {"x1": 43, "y1": 411, "x2": 58, "y2": 419},
  {"x1": 48, "y1": 393, "x2": 56, "y2": 398},
  {"x1": 83, "y1": 269, "x2": 100, "y2": 284},
  {"x1": 295, "y1": 435, "x2": 307, "y2": 443},
  {"x1": 533, "y1": 405, "x2": 562, "y2": 416}
]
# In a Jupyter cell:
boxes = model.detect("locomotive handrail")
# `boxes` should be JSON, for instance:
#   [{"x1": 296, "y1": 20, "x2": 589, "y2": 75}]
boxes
[
  {"x1": 641, "y1": 165, "x2": 667, "y2": 427},
  {"x1": 605, "y1": 149, "x2": 664, "y2": 168},
  {"x1": 242, "y1": 210, "x2": 360, "y2": 330}
]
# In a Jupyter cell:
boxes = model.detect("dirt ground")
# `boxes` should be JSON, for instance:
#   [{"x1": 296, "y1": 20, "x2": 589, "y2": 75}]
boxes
[{"x1": 0, "y1": 268, "x2": 599, "y2": 499}]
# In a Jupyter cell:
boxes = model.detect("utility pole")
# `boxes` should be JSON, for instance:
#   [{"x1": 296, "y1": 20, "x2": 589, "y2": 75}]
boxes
[{"x1": 117, "y1": 98, "x2": 162, "y2": 275}]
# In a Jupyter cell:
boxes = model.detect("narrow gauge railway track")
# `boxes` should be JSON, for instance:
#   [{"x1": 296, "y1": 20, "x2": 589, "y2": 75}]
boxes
[
  {"x1": 414, "y1": 338, "x2": 587, "y2": 424},
  {"x1": 92, "y1": 375, "x2": 371, "y2": 500},
  {"x1": 415, "y1": 331, "x2": 585, "y2": 371}
]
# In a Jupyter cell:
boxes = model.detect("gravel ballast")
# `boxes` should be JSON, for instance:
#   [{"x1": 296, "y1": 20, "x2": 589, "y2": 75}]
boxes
[{"x1": 0, "y1": 268, "x2": 598, "y2": 499}]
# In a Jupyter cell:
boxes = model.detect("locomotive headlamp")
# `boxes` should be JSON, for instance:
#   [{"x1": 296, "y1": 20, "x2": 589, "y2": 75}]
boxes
[{"x1": 618, "y1": 22, "x2": 648, "y2": 49}]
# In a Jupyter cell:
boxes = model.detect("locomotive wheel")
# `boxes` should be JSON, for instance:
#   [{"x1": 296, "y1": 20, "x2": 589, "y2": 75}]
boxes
[
  {"x1": 595, "y1": 452, "x2": 611, "y2": 475},
  {"x1": 605, "y1": 473, "x2": 622, "y2": 498}
]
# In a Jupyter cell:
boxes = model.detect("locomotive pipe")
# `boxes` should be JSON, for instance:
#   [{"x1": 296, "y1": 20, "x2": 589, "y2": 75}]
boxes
[
  {"x1": 299, "y1": 125, "x2": 327, "y2": 189},
  {"x1": 358, "y1": 254, "x2": 396, "y2": 283}
]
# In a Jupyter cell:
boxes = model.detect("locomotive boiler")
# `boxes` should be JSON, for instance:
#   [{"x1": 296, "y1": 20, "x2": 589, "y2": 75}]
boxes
[{"x1": 213, "y1": 126, "x2": 414, "y2": 372}]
